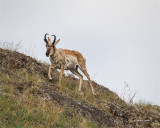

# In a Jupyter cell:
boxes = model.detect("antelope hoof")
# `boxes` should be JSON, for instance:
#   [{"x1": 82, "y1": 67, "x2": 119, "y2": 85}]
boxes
[
  {"x1": 91, "y1": 91, "x2": 96, "y2": 95},
  {"x1": 93, "y1": 93, "x2": 98, "y2": 98},
  {"x1": 93, "y1": 92, "x2": 97, "y2": 95},
  {"x1": 78, "y1": 91, "x2": 84, "y2": 95},
  {"x1": 49, "y1": 77, "x2": 52, "y2": 81}
]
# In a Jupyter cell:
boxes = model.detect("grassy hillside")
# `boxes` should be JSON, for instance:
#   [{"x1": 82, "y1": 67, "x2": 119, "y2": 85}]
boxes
[{"x1": 0, "y1": 48, "x2": 160, "y2": 128}]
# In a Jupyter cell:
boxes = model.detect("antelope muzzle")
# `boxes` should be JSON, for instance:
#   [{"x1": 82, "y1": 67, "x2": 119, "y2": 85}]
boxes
[{"x1": 46, "y1": 49, "x2": 50, "y2": 57}]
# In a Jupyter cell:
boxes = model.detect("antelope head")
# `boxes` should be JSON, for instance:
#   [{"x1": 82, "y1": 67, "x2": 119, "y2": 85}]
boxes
[{"x1": 44, "y1": 33, "x2": 60, "y2": 57}]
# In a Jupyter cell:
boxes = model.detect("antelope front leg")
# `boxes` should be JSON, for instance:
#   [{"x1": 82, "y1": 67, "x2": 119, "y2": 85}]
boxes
[
  {"x1": 59, "y1": 65, "x2": 64, "y2": 86},
  {"x1": 48, "y1": 65, "x2": 54, "y2": 80}
]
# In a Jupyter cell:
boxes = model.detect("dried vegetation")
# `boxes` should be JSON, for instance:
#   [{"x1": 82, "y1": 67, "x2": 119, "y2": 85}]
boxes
[{"x1": 0, "y1": 47, "x2": 160, "y2": 128}]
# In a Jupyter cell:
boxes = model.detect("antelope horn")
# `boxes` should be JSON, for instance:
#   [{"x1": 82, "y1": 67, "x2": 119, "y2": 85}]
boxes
[
  {"x1": 51, "y1": 35, "x2": 56, "y2": 44},
  {"x1": 44, "y1": 33, "x2": 49, "y2": 44}
]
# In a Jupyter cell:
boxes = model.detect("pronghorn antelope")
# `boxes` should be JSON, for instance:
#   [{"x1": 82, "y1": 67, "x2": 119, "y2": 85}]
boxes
[{"x1": 44, "y1": 33, "x2": 95, "y2": 95}]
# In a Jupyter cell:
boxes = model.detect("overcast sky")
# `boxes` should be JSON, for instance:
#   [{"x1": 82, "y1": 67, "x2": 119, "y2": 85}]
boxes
[{"x1": 0, "y1": 0, "x2": 159, "y2": 105}]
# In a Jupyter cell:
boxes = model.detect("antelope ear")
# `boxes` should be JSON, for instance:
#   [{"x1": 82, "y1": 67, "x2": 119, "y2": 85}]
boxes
[
  {"x1": 48, "y1": 37, "x2": 51, "y2": 42},
  {"x1": 54, "y1": 39, "x2": 60, "y2": 46}
]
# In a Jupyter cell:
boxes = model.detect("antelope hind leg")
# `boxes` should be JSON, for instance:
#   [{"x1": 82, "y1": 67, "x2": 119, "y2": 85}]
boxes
[
  {"x1": 59, "y1": 65, "x2": 64, "y2": 86},
  {"x1": 70, "y1": 69, "x2": 83, "y2": 92}
]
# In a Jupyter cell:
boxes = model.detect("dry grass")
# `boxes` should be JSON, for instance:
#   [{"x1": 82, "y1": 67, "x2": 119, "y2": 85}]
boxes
[
  {"x1": 0, "y1": 41, "x2": 22, "y2": 52},
  {"x1": 0, "y1": 43, "x2": 159, "y2": 127},
  {"x1": 0, "y1": 70, "x2": 98, "y2": 128}
]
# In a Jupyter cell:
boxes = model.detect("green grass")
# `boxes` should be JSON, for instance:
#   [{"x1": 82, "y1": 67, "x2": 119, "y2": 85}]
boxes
[
  {"x1": 0, "y1": 70, "x2": 98, "y2": 128},
  {"x1": 0, "y1": 46, "x2": 160, "y2": 127},
  {"x1": 0, "y1": 93, "x2": 96, "y2": 128},
  {"x1": 54, "y1": 111, "x2": 79, "y2": 128},
  {"x1": 0, "y1": 93, "x2": 56, "y2": 128},
  {"x1": 87, "y1": 122, "x2": 98, "y2": 128}
]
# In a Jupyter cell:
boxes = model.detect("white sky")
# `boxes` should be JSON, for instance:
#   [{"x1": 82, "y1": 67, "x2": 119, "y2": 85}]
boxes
[{"x1": 0, "y1": 0, "x2": 160, "y2": 105}]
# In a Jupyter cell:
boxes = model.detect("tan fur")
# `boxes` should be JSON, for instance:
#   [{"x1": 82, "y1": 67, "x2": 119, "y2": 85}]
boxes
[
  {"x1": 48, "y1": 37, "x2": 51, "y2": 42},
  {"x1": 45, "y1": 34, "x2": 95, "y2": 95},
  {"x1": 54, "y1": 39, "x2": 60, "y2": 46},
  {"x1": 64, "y1": 49, "x2": 84, "y2": 64}
]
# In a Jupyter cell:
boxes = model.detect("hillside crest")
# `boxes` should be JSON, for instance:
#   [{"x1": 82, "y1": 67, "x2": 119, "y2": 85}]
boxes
[{"x1": 0, "y1": 48, "x2": 160, "y2": 127}]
